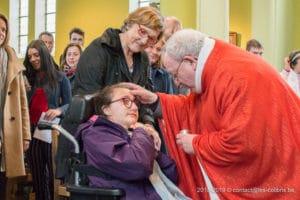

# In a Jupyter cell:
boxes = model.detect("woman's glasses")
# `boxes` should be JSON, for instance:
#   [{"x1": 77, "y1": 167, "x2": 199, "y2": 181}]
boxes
[{"x1": 110, "y1": 97, "x2": 140, "y2": 108}]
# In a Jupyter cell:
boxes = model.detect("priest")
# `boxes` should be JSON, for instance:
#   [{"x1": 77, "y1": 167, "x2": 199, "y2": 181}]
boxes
[{"x1": 121, "y1": 29, "x2": 300, "y2": 200}]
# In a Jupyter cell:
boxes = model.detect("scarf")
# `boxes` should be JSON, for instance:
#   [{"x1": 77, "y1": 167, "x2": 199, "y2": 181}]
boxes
[
  {"x1": 149, "y1": 160, "x2": 192, "y2": 200},
  {"x1": 0, "y1": 47, "x2": 8, "y2": 171},
  {"x1": 0, "y1": 47, "x2": 8, "y2": 123},
  {"x1": 63, "y1": 65, "x2": 76, "y2": 79}
]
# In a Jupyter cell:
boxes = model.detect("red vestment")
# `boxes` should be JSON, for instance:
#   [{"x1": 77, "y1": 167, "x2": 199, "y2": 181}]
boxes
[{"x1": 158, "y1": 39, "x2": 300, "y2": 199}]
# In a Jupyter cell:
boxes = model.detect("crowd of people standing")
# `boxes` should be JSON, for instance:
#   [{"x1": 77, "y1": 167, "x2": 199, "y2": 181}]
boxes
[{"x1": 1, "y1": 4, "x2": 300, "y2": 200}]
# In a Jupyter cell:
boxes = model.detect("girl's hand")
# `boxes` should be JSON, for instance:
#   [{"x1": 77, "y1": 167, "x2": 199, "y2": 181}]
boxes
[
  {"x1": 131, "y1": 123, "x2": 161, "y2": 151},
  {"x1": 131, "y1": 122, "x2": 145, "y2": 129},
  {"x1": 44, "y1": 109, "x2": 62, "y2": 121},
  {"x1": 144, "y1": 124, "x2": 161, "y2": 151}
]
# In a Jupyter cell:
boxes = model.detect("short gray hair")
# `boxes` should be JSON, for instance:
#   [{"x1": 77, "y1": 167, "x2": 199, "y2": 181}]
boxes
[
  {"x1": 38, "y1": 31, "x2": 53, "y2": 39},
  {"x1": 164, "y1": 29, "x2": 206, "y2": 62}
]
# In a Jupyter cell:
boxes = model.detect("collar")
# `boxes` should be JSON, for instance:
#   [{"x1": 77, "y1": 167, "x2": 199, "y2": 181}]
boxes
[
  {"x1": 195, "y1": 37, "x2": 215, "y2": 93},
  {"x1": 151, "y1": 66, "x2": 165, "y2": 75}
]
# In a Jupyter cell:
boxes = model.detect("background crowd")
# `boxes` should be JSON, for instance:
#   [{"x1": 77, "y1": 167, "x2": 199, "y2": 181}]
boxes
[{"x1": 0, "y1": 4, "x2": 300, "y2": 200}]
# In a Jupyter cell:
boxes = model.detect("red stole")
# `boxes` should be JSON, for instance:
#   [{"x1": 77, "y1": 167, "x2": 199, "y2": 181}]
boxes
[{"x1": 157, "y1": 92, "x2": 209, "y2": 200}]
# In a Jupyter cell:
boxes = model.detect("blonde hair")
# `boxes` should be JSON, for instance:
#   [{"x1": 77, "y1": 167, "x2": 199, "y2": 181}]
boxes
[
  {"x1": 121, "y1": 6, "x2": 165, "y2": 41},
  {"x1": 0, "y1": 13, "x2": 9, "y2": 47},
  {"x1": 154, "y1": 38, "x2": 166, "y2": 67}
]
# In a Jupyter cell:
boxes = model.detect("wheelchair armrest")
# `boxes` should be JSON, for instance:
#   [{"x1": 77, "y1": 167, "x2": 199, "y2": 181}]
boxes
[{"x1": 67, "y1": 184, "x2": 125, "y2": 197}]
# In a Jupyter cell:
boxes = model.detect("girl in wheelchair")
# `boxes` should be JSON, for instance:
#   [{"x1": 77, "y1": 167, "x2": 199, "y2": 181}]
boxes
[{"x1": 75, "y1": 83, "x2": 190, "y2": 200}]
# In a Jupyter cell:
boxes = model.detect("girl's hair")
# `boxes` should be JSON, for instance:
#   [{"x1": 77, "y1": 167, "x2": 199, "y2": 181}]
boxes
[
  {"x1": 0, "y1": 13, "x2": 9, "y2": 47},
  {"x1": 60, "y1": 43, "x2": 82, "y2": 67},
  {"x1": 288, "y1": 50, "x2": 300, "y2": 69},
  {"x1": 23, "y1": 39, "x2": 58, "y2": 90},
  {"x1": 121, "y1": 6, "x2": 165, "y2": 41},
  {"x1": 93, "y1": 84, "x2": 130, "y2": 117}
]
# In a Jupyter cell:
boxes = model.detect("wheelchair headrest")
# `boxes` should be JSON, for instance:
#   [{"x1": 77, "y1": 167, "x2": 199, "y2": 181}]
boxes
[
  {"x1": 56, "y1": 94, "x2": 96, "y2": 181},
  {"x1": 63, "y1": 94, "x2": 95, "y2": 125}
]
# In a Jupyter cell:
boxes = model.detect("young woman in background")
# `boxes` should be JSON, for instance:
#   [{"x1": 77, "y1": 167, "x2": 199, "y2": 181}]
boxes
[
  {"x1": 0, "y1": 13, "x2": 31, "y2": 200},
  {"x1": 60, "y1": 43, "x2": 82, "y2": 87},
  {"x1": 23, "y1": 39, "x2": 72, "y2": 200},
  {"x1": 280, "y1": 50, "x2": 300, "y2": 96}
]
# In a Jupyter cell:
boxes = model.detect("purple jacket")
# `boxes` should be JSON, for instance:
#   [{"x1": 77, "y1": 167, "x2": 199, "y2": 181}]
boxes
[{"x1": 75, "y1": 116, "x2": 178, "y2": 200}]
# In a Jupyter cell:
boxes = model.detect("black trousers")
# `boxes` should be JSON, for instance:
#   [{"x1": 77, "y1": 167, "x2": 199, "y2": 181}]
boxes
[
  {"x1": 0, "y1": 172, "x2": 28, "y2": 200},
  {"x1": 29, "y1": 138, "x2": 54, "y2": 200},
  {"x1": 0, "y1": 171, "x2": 7, "y2": 199}
]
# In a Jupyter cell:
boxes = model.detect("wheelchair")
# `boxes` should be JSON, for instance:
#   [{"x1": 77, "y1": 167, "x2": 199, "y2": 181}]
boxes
[{"x1": 38, "y1": 94, "x2": 125, "y2": 200}]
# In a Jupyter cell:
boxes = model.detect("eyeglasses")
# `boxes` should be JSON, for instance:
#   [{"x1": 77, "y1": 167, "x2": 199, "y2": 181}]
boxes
[
  {"x1": 110, "y1": 97, "x2": 140, "y2": 108},
  {"x1": 172, "y1": 60, "x2": 184, "y2": 80},
  {"x1": 171, "y1": 57, "x2": 198, "y2": 79},
  {"x1": 137, "y1": 24, "x2": 158, "y2": 45}
]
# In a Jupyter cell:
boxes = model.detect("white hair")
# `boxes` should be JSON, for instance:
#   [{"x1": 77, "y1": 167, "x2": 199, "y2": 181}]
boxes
[{"x1": 164, "y1": 29, "x2": 207, "y2": 62}]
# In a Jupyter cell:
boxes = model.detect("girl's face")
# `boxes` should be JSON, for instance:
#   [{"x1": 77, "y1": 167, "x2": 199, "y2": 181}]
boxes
[
  {"x1": 66, "y1": 46, "x2": 81, "y2": 67},
  {"x1": 293, "y1": 58, "x2": 300, "y2": 73},
  {"x1": 145, "y1": 39, "x2": 164, "y2": 65},
  {"x1": 28, "y1": 48, "x2": 41, "y2": 70},
  {"x1": 103, "y1": 88, "x2": 139, "y2": 129},
  {"x1": 0, "y1": 18, "x2": 7, "y2": 46}
]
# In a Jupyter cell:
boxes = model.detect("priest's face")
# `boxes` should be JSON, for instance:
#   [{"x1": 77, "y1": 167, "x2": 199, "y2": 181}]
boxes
[{"x1": 163, "y1": 53, "x2": 196, "y2": 89}]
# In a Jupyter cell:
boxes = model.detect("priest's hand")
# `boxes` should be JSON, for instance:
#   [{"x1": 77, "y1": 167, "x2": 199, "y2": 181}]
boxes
[
  {"x1": 119, "y1": 82, "x2": 158, "y2": 104},
  {"x1": 176, "y1": 133, "x2": 196, "y2": 154}
]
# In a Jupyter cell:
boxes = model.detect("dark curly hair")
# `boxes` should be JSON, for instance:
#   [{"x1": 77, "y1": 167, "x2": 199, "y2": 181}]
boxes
[{"x1": 93, "y1": 84, "x2": 131, "y2": 117}]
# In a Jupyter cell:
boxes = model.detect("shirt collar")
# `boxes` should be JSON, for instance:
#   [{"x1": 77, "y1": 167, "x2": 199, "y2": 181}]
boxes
[{"x1": 195, "y1": 37, "x2": 215, "y2": 93}]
